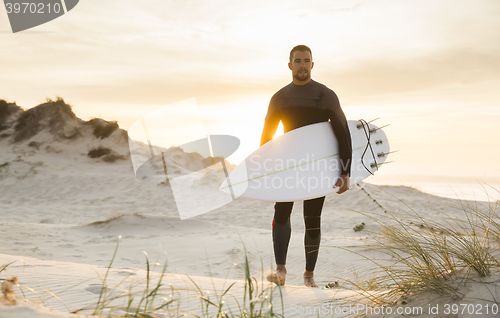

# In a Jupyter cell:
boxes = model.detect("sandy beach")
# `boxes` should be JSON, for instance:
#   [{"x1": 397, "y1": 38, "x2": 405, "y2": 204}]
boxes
[{"x1": 1, "y1": 99, "x2": 499, "y2": 317}]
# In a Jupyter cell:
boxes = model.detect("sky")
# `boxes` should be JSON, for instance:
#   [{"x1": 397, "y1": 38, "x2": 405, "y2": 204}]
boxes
[{"x1": 1, "y1": 0, "x2": 500, "y2": 195}]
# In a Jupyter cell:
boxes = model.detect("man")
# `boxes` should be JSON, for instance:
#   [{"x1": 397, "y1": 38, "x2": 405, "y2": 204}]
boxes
[{"x1": 260, "y1": 45, "x2": 352, "y2": 288}]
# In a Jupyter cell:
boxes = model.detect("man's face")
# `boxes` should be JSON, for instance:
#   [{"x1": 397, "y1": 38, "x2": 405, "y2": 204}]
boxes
[{"x1": 288, "y1": 50, "x2": 314, "y2": 83}]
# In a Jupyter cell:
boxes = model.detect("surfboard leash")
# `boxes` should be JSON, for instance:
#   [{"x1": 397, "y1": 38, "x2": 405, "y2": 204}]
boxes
[{"x1": 358, "y1": 119, "x2": 378, "y2": 176}]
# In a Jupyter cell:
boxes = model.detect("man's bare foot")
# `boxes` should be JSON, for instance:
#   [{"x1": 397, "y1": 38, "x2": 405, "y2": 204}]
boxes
[
  {"x1": 304, "y1": 270, "x2": 319, "y2": 288},
  {"x1": 267, "y1": 265, "x2": 287, "y2": 286}
]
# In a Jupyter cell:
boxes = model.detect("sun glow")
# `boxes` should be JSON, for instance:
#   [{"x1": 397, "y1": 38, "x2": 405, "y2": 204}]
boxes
[{"x1": 273, "y1": 121, "x2": 284, "y2": 139}]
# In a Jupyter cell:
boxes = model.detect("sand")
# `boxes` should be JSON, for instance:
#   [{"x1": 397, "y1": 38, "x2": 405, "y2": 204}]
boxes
[{"x1": 1, "y1": 100, "x2": 499, "y2": 317}]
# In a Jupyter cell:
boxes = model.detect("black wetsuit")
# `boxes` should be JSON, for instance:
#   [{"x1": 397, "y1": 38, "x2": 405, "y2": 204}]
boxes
[{"x1": 260, "y1": 79, "x2": 352, "y2": 272}]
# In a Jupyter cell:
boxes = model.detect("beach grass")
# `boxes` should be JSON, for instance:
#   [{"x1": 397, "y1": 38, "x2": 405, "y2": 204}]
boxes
[
  {"x1": 334, "y1": 187, "x2": 500, "y2": 309},
  {"x1": 1, "y1": 261, "x2": 19, "y2": 305},
  {"x1": 62, "y1": 239, "x2": 282, "y2": 317},
  {"x1": 2, "y1": 239, "x2": 282, "y2": 317}
]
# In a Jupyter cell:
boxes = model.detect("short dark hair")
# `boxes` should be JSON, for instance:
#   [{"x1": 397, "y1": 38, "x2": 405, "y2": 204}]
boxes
[{"x1": 289, "y1": 45, "x2": 312, "y2": 63}]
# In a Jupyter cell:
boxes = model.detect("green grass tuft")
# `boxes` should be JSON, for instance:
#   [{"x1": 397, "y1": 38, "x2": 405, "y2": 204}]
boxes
[{"x1": 335, "y1": 187, "x2": 500, "y2": 308}]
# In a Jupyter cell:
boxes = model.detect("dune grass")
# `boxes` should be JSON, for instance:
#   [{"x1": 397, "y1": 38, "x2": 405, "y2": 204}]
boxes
[
  {"x1": 337, "y1": 187, "x2": 500, "y2": 308},
  {"x1": 1, "y1": 261, "x2": 19, "y2": 305},
  {"x1": 2, "y1": 237, "x2": 282, "y2": 317},
  {"x1": 63, "y1": 238, "x2": 283, "y2": 317}
]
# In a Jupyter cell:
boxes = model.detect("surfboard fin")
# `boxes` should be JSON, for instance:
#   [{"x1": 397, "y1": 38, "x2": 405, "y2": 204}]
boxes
[
  {"x1": 370, "y1": 161, "x2": 395, "y2": 169},
  {"x1": 377, "y1": 150, "x2": 399, "y2": 158},
  {"x1": 369, "y1": 124, "x2": 390, "y2": 134},
  {"x1": 356, "y1": 117, "x2": 380, "y2": 129}
]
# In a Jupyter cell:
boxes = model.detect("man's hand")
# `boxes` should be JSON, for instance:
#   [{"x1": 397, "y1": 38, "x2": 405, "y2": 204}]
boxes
[{"x1": 333, "y1": 174, "x2": 350, "y2": 194}]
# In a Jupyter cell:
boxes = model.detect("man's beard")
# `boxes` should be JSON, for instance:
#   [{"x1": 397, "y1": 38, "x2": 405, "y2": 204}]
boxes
[{"x1": 293, "y1": 70, "x2": 310, "y2": 82}]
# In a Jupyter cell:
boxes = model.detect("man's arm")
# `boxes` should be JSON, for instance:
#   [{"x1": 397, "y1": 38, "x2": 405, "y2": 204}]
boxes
[
  {"x1": 322, "y1": 90, "x2": 352, "y2": 194},
  {"x1": 260, "y1": 99, "x2": 280, "y2": 147}
]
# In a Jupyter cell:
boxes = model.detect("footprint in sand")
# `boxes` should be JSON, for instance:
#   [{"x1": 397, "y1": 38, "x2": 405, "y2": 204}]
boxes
[
  {"x1": 13, "y1": 241, "x2": 31, "y2": 245},
  {"x1": 117, "y1": 270, "x2": 137, "y2": 276},
  {"x1": 120, "y1": 258, "x2": 141, "y2": 265},
  {"x1": 57, "y1": 243, "x2": 77, "y2": 248},
  {"x1": 226, "y1": 248, "x2": 240, "y2": 255},
  {"x1": 84, "y1": 284, "x2": 107, "y2": 294}
]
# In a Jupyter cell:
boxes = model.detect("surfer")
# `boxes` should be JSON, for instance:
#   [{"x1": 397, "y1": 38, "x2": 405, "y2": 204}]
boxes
[{"x1": 260, "y1": 45, "x2": 352, "y2": 287}]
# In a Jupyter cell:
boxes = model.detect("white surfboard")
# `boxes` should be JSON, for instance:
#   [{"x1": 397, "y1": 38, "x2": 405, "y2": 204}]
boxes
[{"x1": 219, "y1": 120, "x2": 390, "y2": 201}]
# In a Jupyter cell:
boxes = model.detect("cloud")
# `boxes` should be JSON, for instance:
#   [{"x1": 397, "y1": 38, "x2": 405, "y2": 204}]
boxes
[
  {"x1": 318, "y1": 45, "x2": 500, "y2": 103},
  {"x1": 2, "y1": 0, "x2": 500, "y2": 110}
]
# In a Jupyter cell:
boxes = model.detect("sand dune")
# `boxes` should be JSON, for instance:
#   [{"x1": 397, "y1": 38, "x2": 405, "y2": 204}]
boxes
[{"x1": 1, "y1": 98, "x2": 499, "y2": 317}]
